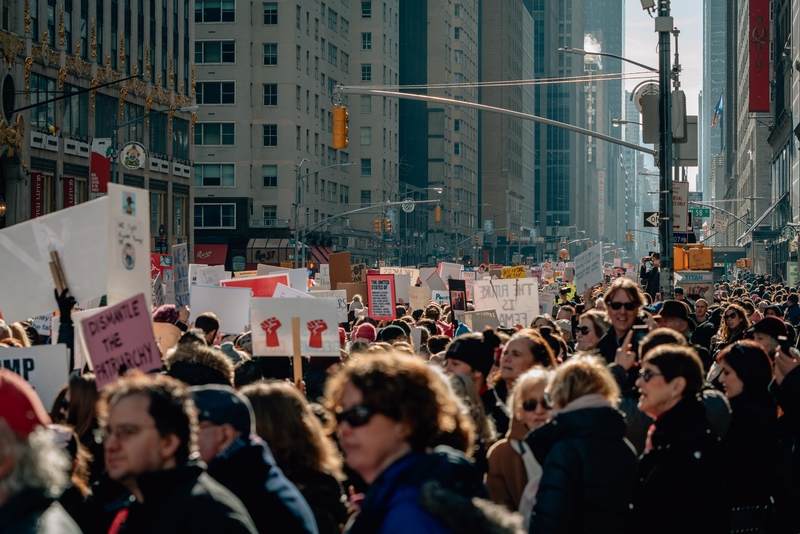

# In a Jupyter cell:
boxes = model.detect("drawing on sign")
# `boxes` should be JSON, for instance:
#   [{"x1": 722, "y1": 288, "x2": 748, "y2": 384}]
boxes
[
  {"x1": 307, "y1": 319, "x2": 329, "y2": 348},
  {"x1": 644, "y1": 212, "x2": 659, "y2": 228}
]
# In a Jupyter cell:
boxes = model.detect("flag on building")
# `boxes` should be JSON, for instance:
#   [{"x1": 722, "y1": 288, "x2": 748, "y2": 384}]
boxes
[{"x1": 711, "y1": 93, "x2": 723, "y2": 128}]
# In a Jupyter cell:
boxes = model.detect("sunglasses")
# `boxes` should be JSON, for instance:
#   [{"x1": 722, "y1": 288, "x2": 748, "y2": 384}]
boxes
[
  {"x1": 577, "y1": 326, "x2": 592, "y2": 335},
  {"x1": 639, "y1": 369, "x2": 663, "y2": 382},
  {"x1": 608, "y1": 301, "x2": 638, "y2": 311},
  {"x1": 335, "y1": 406, "x2": 374, "y2": 428},
  {"x1": 724, "y1": 313, "x2": 739, "y2": 320},
  {"x1": 521, "y1": 397, "x2": 552, "y2": 412}
]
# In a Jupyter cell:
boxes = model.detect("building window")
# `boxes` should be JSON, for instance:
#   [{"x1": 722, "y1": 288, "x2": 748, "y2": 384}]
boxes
[
  {"x1": 454, "y1": 119, "x2": 461, "y2": 132},
  {"x1": 454, "y1": 165, "x2": 462, "y2": 179},
  {"x1": 361, "y1": 1, "x2": 371, "y2": 17},
  {"x1": 454, "y1": 50, "x2": 462, "y2": 63},
  {"x1": 262, "y1": 205, "x2": 277, "y2": 220},
  {"x1": 262, "y1": 2, "x2": 276, "y2": 24},
  {"x1": 454, "y1": 3, "x2": 461, "y2": 16},
  {"x1": 196, "y1": 81, "x2": 235, "y2": 104},
  {"x1": 195, "y1": 204, "x2": 236, "y2": 228},
  {"x1": 341, "y1": 52, "x2": 349, "y2": 73},
  {"x1": 263, "y1": 83, "x2": 277, "y2": 106},
  {"x1": 361, "y1": 32, "x2": 371, "y2": 50},
  {"x1": 63, "y1": 85, "x2": 89, "y2": 136},
  {"x1": 360, "y1": 189, "x2": 371, "y2": 206},
  {"x1": 341, "y1": 18, "x2": 349, "y2": 39},
  {"x1": 174, "y1": 196, "x2": 188, "y2": 236},
  {"x1": 262, "y1": 165, "x2": 277, "y2": 187},
  {"x1": 194, "y1": 123, "x2": 235, "y2": 146},
  {"x1": 454, "y1": 27, "x2": 461, "y2": 40},
  {"x1": 150, "y1": 192, "x2": 166, "y2": 236},
  {"x1": 195, "y1": 0, "x2": 235, "y2": 22},
  {"x1": 454, "y1": 142, "x2": 461, "y2": 155},
  {"x1": 263, "y1": 43, "x2": 277, "y2": 65},
  {"x1": 263, "y1": 124, "x2": 277, "y2": 146},
  {"x1": 296, "y1": 4, "x2": 301, "y2": 28},
  {"x1": 328, "y1": 8, "x2": 337, "y2": 31},
  {"x1": 361, "y1": 95, "x2": 371, "y2": 113},
  {"x1": 340, "y1": 185, "x2": 349, "y2": 204},
  {"x1": 361, "y1": 63, "x2": 371, "y2": 81},
  {"x1": 360, "y1": 127, "x2": 371, "y2": 145},
  {"x1": 195, "y1": 40, "x2": 235, "y2": 64},
  {"x1": 328, "y1": 182, "x2": 337, "y2": 202},
  {"x1": 360, "y1": 158, "x2": 371, "y2": 176},
  {"x1": 328, "y1": 44, "x2": 337, "y2": 65},
  {"x1": 195, "y1": 164, "x2": 235, "y2": 187}
]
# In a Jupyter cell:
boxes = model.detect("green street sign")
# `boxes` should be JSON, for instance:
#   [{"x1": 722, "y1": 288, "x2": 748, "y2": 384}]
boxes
[{"x1": 689, "y1": 208, "x2": 710, "y2": 218}]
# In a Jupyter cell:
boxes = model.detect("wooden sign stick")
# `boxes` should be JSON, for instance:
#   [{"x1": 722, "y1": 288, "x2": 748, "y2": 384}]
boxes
[{"x1": 291, "y1": 317, "x2": 303, "y2": 384}]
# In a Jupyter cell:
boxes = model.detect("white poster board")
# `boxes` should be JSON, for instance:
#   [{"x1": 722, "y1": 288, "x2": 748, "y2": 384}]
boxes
[
  {"x1": 431, "y1": 290, "x2": 450, "y2": 306},
  {"x1": 257, "y1": 264, "x2": 309, "y2": 292},
  {"x1": 473, "y1": 278, "x2": 540, "y2": 328},
  {"x1": 419, "y1": 267, "x2": 437, "y2": 288},
  {"x1": 538, "y1": 292, "x2": 555, "y2": 316},
  {"x1": 0, "y1": 345, "x2": 69, "y2": 410},
  {"x1": 172, "y1": 244, "x2": 190, "y2": 307},
  {"x1": 106, "y1": 183, "x2": 151, "y2": 307},
  {"x1": 573, "y1": 242, "x2": 604, "y2": 291},
  {"x1": 394, "y1": 273, "x2": 411, "y2": 305},
  {"x1": 188, "y1": 285, "x2": 252, "y2": 334},
  {"x1": 461, "y1": 270, "x2": 476, "y2": 301},
  {"x1": 250, "y1": 298, "x2": 339, "y2": 356},
  {"x1": 409, "y1": 286, "x2": 431, "y2": 311},
  {"x1": 438, "y1": 262, "x2": 463, "y2": 284},
  {"x1": 380, "y1": 266, "x2": 421, "y2": 286},
  {"x1": 273, "y1": 283, "x2": 314, "y2": 299},
  {"x1": 426, "y1": 271, "x2": 448, "y2": 291},
  {"x1": 196, "y1": 265, "x2": 226, "y2": 286},
  {"x1": 310, "y1": 289, "x2": 348, "y2": 323}
]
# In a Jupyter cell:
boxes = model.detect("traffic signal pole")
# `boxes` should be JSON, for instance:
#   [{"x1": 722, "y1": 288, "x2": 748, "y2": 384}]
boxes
[{"x1": 657, "y1": 1, "x2": 675, "y2": 299}]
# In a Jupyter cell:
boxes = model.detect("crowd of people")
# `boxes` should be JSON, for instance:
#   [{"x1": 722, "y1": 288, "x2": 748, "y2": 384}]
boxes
[{"x1": 1, "y1": 268, "x2": 800, "y2": 533}]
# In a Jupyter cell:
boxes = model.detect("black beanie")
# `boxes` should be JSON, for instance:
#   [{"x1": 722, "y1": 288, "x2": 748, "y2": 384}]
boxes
[
  {"x1": 444, "y1": 333, "x2": 496, "y2": 378},
  {"x1": 720, "y1": 341, "x2": 773, "y2": 393}
]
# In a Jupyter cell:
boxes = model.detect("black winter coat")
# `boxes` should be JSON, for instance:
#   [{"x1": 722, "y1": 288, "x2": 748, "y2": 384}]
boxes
[
  {"x1": 525, "y1": 406, "x2": 638, "y2": 534},
  {"x1": 0, "y1": 489, "x2": 82, "y2": 534},
  {"x1": 70, "y1": 472, "x2": 132, "y2": 534},
  {"x1": 206, "y1": 437, "x2": 319, "y2": 534},
  {"x1": 769, "y1": 370, "x2": 800, "y2": 533},
  {"x1": 629, "y1": 397, "x2": 730, "y2": 534},
  {"x1": 291, "y1": 469, "x2": 348, "y2": 534},
  {"x1": 119, "y1": 464, "x2": 258, "y2": 533}
]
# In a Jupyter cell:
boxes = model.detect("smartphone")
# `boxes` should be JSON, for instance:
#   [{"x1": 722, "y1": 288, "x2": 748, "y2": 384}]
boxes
[
  {"x1": 630, "y1": 325, "x2": 650, "y2": 350},
  {"x1": 778, "y1": 336, "x2": 791, "y2": 355}
]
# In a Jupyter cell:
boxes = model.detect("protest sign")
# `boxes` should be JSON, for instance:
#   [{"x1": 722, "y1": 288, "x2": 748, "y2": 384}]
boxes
[
  {"x1": 563, "y1": 267, "x2": 575, "y2": 283},
  {"x1": 439, "y1": 262, "x2": 462, "y2": 284},
  {"x1": 189, "y1": 285, "x2": 252, "y2": 334},
  {"x1": 250, "y1": 298, "x2": 339, "y2": 356},
  {"x1": 31, "y1": 314, "x2": 52, "y2": 336},
  {"x1": 458, "y1": 309, "x2": 501, "y2": 332},
  {"x1": 461, "y1": 271, "x2": 476, "y2": 301},
  {"x1": 473, "y1": 278, "x2": 540, "y2": 328},
  {"x1": 0, "y1": 196, "x2": 109, "y2": 322},
  {"x1": 394, "y1": 273, "x2": 411, "y2": 305},
  {"x1": 196, "y1": 265, "x2": 226, "y2": 286},
  {"x1": 107, "y1": 184, "x2": 151, "y2": 307},
  {"x1": 366, "y1": 274, "x2": 397, "y2": 320},
  {"x1": 351, "y1": 263, "x2": 367, "y2": 283},
  {"x1": 317, "y1": 264, "x2": 331, "y2": 286},
  {"x1": 337, "y1": 283, "x2": 367, "y2": 302},
  {"x1": 150, "y1": 253, "x2": 173, "y2": 280},
  {"x1": 431, "y1": 290, "x2": 450, "y2": 306},
  {"x1": 381, "y1": 266, "x2": 421, "y2": 286},
  {"x1": 172, "y1": 244, "x2": 190, "y2": 307},
  {"x1": 234, "y1": 270, "x2": 259, "y2": 278},
  {"x1": 419, "y1": 267, "x2": 437, "y2": 288},
  {"x1": 164, "y1": 278, "x2": 176, "y2": 305},
  {"x1": 0, "y1": 345, "x2": 69, "y2": 409},
  {"x1": 328, "y1": 252, "x2": 352, "y2": 290},
  {"x1": 409, "y1": 286, "x2": 431, "y2": 311},
  {"x1": 538, "y1": 292, "x2": 555, "y2": 316},
  {"x1": 188, "y1": 264, "x2": 208, "y2": 286},
  {"x1": 81, "y1": 294, "x2": 161, "y2": 389},
  {"x1": 310, "y1": 289, "x2": 348, "y2": 323},
  {"x1": 573, "y1": 242, "x2": 604, "y2": 291},
  {"x1": 151, "y1": 273, "x2": 165, "y2": 308},
  {"x1": 153, "y1": 322, "x2": 182, "y2": 358},
  {"x1": 502, "y1": 265, "x2": 527, "y2": 279},
  {"x1": 411, "y1": 327, "x2": 423, "y2": 353},
  {"x1": 449, "y1": 279, "x2": 467, "y2": 311},
  {"x1": 257, "y1": 265, "x2": 309, "y2": 291},
  {"x1": 426, "y1": 271, "x2": 448, "y2": 291},
  {"x1": 273, "y1": 283, "x2": 314, "y2": 299},
  {"x1": 221, "y1": 273, "x2": 290, "y2": 297}
]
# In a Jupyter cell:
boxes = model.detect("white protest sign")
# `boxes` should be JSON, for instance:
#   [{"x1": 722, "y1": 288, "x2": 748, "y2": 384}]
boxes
[
  {"x1": 257, "y1": 265, "x2": 309, "y2": 292},
  {"x1": 31, "y1": 314, "x2": 53, "y2": 336},
  {"x1": 318, "y1": 264, "x2": 331, "y2": 286},
  {"x1": 419, "y1": 267, "x2": 437, "y2": 288},
  {"x1": 538, "y1": 292, "x2": 555, "y2": 316},
  {"x1": 394, "y1": 273, "x2": 411, "y2": 305},
  {"x1": 409, "y1": 286, "x2": 431, "y2": 311},
  {"x1": 367, "y1": 275, "x2": 397, "y2": 320},
  {"x1": 188, "y1": 264, "x2": 208, "y2": 286},
  {"x1": 310, "y1": 289, "x2": 348, "y2": 323},
  {"x1": 426, "y1": 271, "x2": 448, "y2": 291},
  {"x1": 188, "y1": 285, "x2": 252, "y2": 334},
  {"x1": 172, "y1": 244, "x2": 190, "y2": 307},
  {"x1": 196, "y1": 265, "x2": 226, "y2": 286},
  {"x1": 0, "y1": 345, "x2": 69, "y2": 409},
  {"x1": 380, "y1": 266, "x2": 420, "y2": 285},
  {"x1": 273, "y1": 283, "x2": 314, "y2": 299},
  {"x1": 250, "y1": 298, "x2": 339, "y2": 356},
  {"x1": 461, "y1": 271, "x2": 476, "y2": 301},
  {"x1": 473, "y1": 278, "x2": 540, "y2": 327},
  {"x1": 151, "y1": 272, "x2": 165, "y2": 308},
  {"x1": 164, "y1": 278, "x2": 176, "y2": 305},
  {"x1": 411, "y1": 327, "x2": 423, "y2": 353},
  {"x1": 458, "y1": 309, "x2": 501, "y2": 332},
  {"x1": 0, "y1": 196, "x2": 109, "y2": 322},
  {"x1": 431, "y1": 290, "x2": 450, "y2": 306},
  {"x1": 573, "y1": 242, "x2": 604, "y2": 291},
  {"x1": 107, "y1": 184, "x2": 151, "y2": 307}
]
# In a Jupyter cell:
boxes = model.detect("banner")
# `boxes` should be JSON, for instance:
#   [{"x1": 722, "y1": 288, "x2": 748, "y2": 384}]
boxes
[
  {"x1": 30, "y1": 172, "x2": 43, "y2": 219},
  {"x1": 221, "y1": 273, "x2": 290, "y2": 297},
  {"x1": 351, "y1": 263, "x2": 368, "y2": 283},
  {"x1": 188, "y1": 285, "x2": 252, "y2": 334},
  {"x1": 502, "y1": 265, "x2": 527, "y2": 279},
  {"x1": 473, "y1": 278, "x2": 540, "y2": 328},
  {"x1": 250, "y1": 298, "x2": 339, "y2": 356},
  {"x1": 749, "y1": 0, "x2": 770, "y2": 112},
  {"x1": 574, "y1": 242, "x2": 604, "y2": 291},
  {"x1": 63, "y1": 176, "x2": 75, "y2": 209},
  {"x1": 90, "y1": 138, "x2": 112, "y2": 194},
  {"x1": 0, "y1": 345, "x2": 69, "y2": 409},
  {"x1": 366, "y1": 274, "x2": 397, "y2": 320},
  {"x1": 380, "y1": 266, "x2": 420, "y2": 285},
  {"x1": 172, "y1": 244, "x2": 190, "y2": 307},
  {"x1": 81, "y1": 294, "x2": 162, "y2": 389},
  {"x1": 310, "y1": 289, "x2": 348, "y2": 323},
  {"x1": 107, "y1": 183, "x2": 151, "y2": 307}
]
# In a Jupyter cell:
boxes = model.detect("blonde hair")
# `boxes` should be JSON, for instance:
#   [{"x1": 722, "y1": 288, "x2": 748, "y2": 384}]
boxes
[
  {"x1": 508, "y1": 368, "x2": 554, "y2": 420},
  {"x1": 546, "y1": 354, "x2": 620, "y2": 408}
]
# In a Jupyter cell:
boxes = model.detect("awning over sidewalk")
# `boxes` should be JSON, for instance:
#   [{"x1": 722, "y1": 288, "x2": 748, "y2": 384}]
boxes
[{"x1": 735, "y1": 192, "x2": 789, "y2": 245}]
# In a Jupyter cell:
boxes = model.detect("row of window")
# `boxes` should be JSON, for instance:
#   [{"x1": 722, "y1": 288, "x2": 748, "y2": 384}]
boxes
[{"x1": 193, "y1": 159, "x2": 380, "y2": 189}]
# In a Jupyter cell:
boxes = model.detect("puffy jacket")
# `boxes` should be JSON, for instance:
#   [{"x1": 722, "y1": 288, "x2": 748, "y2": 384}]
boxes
[
  {"x1": 525, "y1": 405, "x2": 637, "y2": 533},
  {"x1": 0, "y1": 489, "x2": 82, "y2": 534},
  {"x1": 629, "y1": 397, "x2": 730, "y2": 534},
  {"x1": 486, "y1": 416, "x2": 530, "y2": 510},
  {"x1": 206, "y1": 436, "x2": 318, "y2": 534}
]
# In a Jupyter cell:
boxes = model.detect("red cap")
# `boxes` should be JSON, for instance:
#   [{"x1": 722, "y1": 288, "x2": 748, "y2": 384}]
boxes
[
  {"x1": 0, "y1": 369, "x2": 51, "y2": 438},
  {"x1": 338, "y1": 327, "x2": 347, "y2": 346}
]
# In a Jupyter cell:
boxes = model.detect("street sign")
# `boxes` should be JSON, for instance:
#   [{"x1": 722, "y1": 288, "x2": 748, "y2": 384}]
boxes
[
  {"x1": 401, "y1": 198, "x2": 415, "y2": 213},
  {"x1": 689, "y1": 208, "x2": 710, "y2": 218},
  {"x1": 674, "y1": 233, "x2": 688, "y2": 244},
  {"x1": 711, "y1": 214, "x2": 729, "y2": 233},
  {"x1": 644, "y1": 212, "x2": 659, "y2": 228},
  {"x1": 673, "y1": 181, "x2": 690, "y2": 232}
]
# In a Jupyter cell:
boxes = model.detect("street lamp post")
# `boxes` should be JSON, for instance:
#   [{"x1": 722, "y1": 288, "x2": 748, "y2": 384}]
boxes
[{"x1": 656, "y1": 0, "x2": 674, "y2": 299}]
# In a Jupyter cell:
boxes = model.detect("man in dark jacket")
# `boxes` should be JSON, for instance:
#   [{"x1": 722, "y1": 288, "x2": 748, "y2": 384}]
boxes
[
  {"x1": 0, "y1": 369, "x2": 82, "y2": 534},
  {"x1": 98, "y1": 373, "x2": 257, "y2": 533},
  {"x1": 191, "y1": 384, "x2": 318, "y2": 534},
  {"x1": 784, "y1": 294, "x2": 800, "y2": 327},
  {"x1": 639, "y1": 252, "x2": 661, "y2": 302},
  {"x1": 653, "y1": 300, "x2": 711, "y2": 371}
]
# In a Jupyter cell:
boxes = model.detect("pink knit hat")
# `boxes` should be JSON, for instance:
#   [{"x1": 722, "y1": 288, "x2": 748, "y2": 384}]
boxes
[{"x1": 353, "y1": 323, "x2": 377, "y2": 342}]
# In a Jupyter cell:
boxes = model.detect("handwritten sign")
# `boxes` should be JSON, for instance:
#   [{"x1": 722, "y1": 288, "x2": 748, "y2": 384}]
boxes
[
  {"x1": 0, "y1": 345, "x2": 69, "y2": 409},
  {"x1": 502, "y1": 265, "x2": 527, "y2": 279},
  {"x1": 473, "y1": 278, "x2": 540, "y2": 328},
  {"x1": 310, "y1": 289, "x2": 348, "y2": 323},
  {"x1": 31, "y1": 314, "x2": 53, "y2": 336},
  {"x1": 409, "y1": 286, "x2": 431, "y2": 311},
  {"x1": 439, "y1": 262, "x2": 463, "y2": 284},
  {"x1": 151, "y1": 272, "x2": 165, "y2": 309},
  {"x1": 351, "y1": 263, "x2": 367, "y2": 283},
  {"x1": 573, "y1": 242, "x2": 604, "y2": 291},
  {"x1": 107, "y1": 184, "x2": 151, "y2": 307},
  {"x1": 366, "y1": 274, "x2": 397, "y2": 320},
  {"x1": 458, "y1": 309, "x2": 501, "y2": 332},
  {"x1": 81, "y1": 293, "x2": 162, "y2": 389},
  {"x1": 172, "y1": 244, "x2": 190, "y2": 307},
  {"x1": 431, "y1": 290, "x2": 450, "y2": 306},
  {"x1": 250, "y1": 298, "x2": 339, "y2": 356},
  {"x1": 381, "y1": 266, "x2": 420, "y2": 286},
  {"x1": 538, "y1": 292, "x2": 555, "y2": 316},
  {"x1": 196, "y1": 265, "x2": 226, "y2": 286},
  {"x1": 221, "y1": 273, "x2": 290, "y2": 297}
]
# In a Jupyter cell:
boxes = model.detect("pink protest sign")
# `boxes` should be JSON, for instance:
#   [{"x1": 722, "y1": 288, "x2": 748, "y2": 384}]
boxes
[
  {"x1": 81, "y1": 293, "x2": 161, "y2": 389},
  {"x1": 220, "y1": 273, "x2": 290, "y2": 297}
]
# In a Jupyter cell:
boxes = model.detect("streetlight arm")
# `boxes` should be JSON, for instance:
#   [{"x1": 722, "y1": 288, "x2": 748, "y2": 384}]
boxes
[
  {"x1": 558, "y1": 47, "x2": 659, "y2": 73},
  {"x1": 299, "y1": 161, "x2": 356, "y2": 179},
  {"x1": 299, "y1": 200, "x2": 439, "y2": 234},
  {"x1": 689, "y1": 202, "x2": 749, "y2": 226}
]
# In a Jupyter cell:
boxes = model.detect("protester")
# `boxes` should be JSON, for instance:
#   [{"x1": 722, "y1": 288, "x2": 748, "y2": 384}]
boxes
[
  {"x1": 449, "y1": 373, "x2": 496, "y2": 477},
  {"x1": 241, "y1": 381, "x2": 347, "y2": 534},
  {"x1": 653, "y1": 300, "x2": 711, "y2": 371},
  {"x1": 596, "y1": 277, "x2": 649, "y2": 365},
  {"x1": 713, "y1": 303, "x2": 751, "y2": 356},
  {"x1": 48, "y1": 424, "x2": 92, "y2": 517},
  {"x1": 574, "y1": 310, "x2": 611, "y2": 352},
  {"x1": 64, "y1": 372, "x2": 105, "y2": 482},
  {"x1": 694, "y1": 298, "x2": 709, "y2": 323},
  {"x1": 745, "y1": 315, "x2": 788, "y2": 355},
  {"x1": 164, "y1": 341, "x2": 235, "y2": 386},
  {"x1": 97, "y1": 373, "x2": 258, "y2": 532},
  {"x1": 191, "y1": 384, "x2": 319, "y2": 534},
  {"x1": 629, "y1": 345, "x2": 730, "y2": 533},
  {"x1": 639, "y1": 252, "x2": 660, "y2": 301}
]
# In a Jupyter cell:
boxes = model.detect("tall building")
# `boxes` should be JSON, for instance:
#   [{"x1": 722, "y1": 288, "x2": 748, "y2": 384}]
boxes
[
  {"x1": 193, "y1": 0, "x2": 399, "y2": 269},
  {"x1": 699, "y1": 0, "x2": 725, "y2": 207},
  {"x1": 0, "y1": 0, "x2": 195, "y2": 253}
]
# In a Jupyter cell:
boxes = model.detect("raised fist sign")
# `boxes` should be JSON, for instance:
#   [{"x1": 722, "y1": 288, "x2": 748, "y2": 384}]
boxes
[
  {"x1": 307, "y1": 319, "x2": 328, "y2": 348},
  {"x1": 261, "y1": 317, "x2": 282, "y2": 347}
]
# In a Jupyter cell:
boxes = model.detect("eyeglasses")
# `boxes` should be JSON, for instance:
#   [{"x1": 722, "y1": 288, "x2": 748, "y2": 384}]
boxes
[
  {"x1": 521, "y1": 397, "x2": 552, "y2": 412},
  {"x1": 94, "y1": 423, "x2": 157, "y2": 444},
  {"x1": 577, "y1": 326, "x2": 592, "y2": 335},
  {"x1": 335, "y1": 406, "x2": 375, "y2": 428},
  {"x1": 724, "y1": 313, "x2": 738, "y2": 320},
  {"x1": 639, "y1": 369, "x2": 663, "y2": 382},
  {"x1": 608, "y1": 301, "x2": 638, "y2": 311}
]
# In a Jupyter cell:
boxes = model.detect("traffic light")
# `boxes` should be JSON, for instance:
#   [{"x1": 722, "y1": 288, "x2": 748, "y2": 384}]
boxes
[
  {"x1": 473, "y1": 236, "x2": 479, "y2": 245},
  {"x1": 332, "y1": 106, "x2": 349, "y2": 149},
  {"x1": 383, "y1": 218, "x2": 391, "y2": 233},
  {"x1": 510, "y1": 233, "x2": 516, "y2": 242},
  {"x1": 374, "y1": 219, "x2": 382, "y2": 232},
  {"x1": 625, "y1": 233, "x2": 634, "y2": 243},
  {"x1": 435, "y1": 205, "x2": 441, "y2": 222}
]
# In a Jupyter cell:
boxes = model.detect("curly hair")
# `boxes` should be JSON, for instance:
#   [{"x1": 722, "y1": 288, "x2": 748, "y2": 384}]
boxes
[
  {"x1": 325, "y1": 352, "x2": 475, "y2": 454},
  {"x1": 718, "y1": 303, "x2": 751, "y2": 343}
]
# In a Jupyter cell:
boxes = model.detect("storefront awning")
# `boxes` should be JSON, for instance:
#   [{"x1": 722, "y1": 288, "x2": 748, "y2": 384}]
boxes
[
  {"x1": 735, "y1": 192, "x2": 789, "y2": 245},
  {"x1": 194, "y1": 244, "x2": 228, "y2": 265}
]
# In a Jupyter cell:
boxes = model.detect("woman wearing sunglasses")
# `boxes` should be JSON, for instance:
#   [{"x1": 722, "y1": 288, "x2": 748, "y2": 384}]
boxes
[
  {"x1": 325, "y1": 352, "x2": 488, "y2": 534},
  {"x1": 595, "y1": 278, "x2": 648, "y2": 365},
  {"x1": 64, "y1": 373, "x2": 105, "y2": 483},
  {"x1": 713, "y1": 304, "x2": 751, "y2": 357},
  {"x1": 486, "y1": 368, "x2": 553, "y2": 512},
  {"x1": 715, "y1": 341, "x2": 778, "y2": 533},
  {"x1": 523, "y1": 356, "x2": 637, "y2": 533},
  {"x1": 630, "y1": 345, "x2": 730, "y2": 533},
  {"x1": 575, "y1": 310, "x2": 611, "y2": 353}
]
